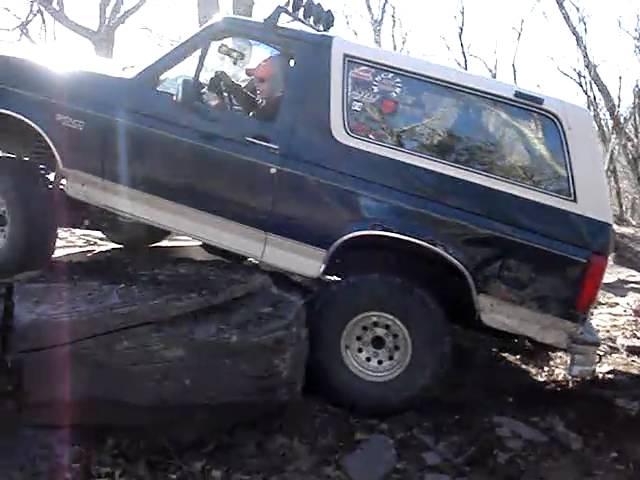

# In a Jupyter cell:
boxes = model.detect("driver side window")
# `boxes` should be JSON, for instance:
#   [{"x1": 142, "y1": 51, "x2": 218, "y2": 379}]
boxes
[
  {"x1": 156, "y1": 37, "x2": 289, "y2": 123},
  {"x1": 156, "y1": 50, "x2": 201, "y2": 96}
]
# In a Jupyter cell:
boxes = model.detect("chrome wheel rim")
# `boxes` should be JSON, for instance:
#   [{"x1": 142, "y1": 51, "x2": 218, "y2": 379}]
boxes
[
  {"x1": 0, "y1": 195, "x2": 9, "y2": 250},
  {"x1": 341, "y1": 311, "x2": 412, "y2": 382}
]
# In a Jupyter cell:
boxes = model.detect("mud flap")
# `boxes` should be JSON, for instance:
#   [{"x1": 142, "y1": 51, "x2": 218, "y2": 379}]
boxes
[{"x1": 567, "y1": 318, "x2": 600, "y2": 378}]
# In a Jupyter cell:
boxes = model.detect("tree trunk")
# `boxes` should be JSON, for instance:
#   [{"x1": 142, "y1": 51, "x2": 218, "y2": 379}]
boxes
[
  {"x1": 198, "y1": 0, "x2": 220, "y2": 26},
  {"x1": 233, "y1": 0, "x2": 254, "y2": 17},
  {"x1": 610, "y1": 158, "x2": 625, "y2": 221},
  {"x1": 8, "y1": 251, "x2": 308, "y2": 428},
  {"x1": 373, "y1": 26, "x2": 382, "y2": 48},
  {"x1": 93, "y1": 30, "x2": 115, "y2": 58}
]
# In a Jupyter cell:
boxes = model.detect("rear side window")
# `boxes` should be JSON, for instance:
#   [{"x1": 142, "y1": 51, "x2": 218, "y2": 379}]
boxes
[{"x1": 344, "y1": 58, "x2": 573, "y2": 199}]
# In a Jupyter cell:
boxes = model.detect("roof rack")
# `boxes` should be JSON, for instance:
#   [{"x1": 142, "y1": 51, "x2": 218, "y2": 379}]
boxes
[{"x1": 265, "y1": 0, "x2": 335, "y2": 33}]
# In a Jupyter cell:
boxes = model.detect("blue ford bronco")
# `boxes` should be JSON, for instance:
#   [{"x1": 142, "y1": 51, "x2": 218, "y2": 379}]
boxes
[{"x1": 0, "y1": 2, "x2": 614, "y2": 413}]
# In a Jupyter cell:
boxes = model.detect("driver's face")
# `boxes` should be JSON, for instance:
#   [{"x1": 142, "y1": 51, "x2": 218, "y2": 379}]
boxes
[{"x1": 254, "y1": 74, "x2": 275, "y2": 99}]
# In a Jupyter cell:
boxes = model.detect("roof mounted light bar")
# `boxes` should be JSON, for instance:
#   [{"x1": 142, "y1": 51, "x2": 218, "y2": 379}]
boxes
[{"x1": 265, "y1": 0, "x2": 335, "y2": 33}]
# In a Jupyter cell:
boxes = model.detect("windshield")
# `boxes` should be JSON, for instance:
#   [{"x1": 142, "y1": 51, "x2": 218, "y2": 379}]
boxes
[
  {"x1": 203, "y1": 37, "x2": 280, "y2": 83},
  {"x1": 155, "y1": 36, "x2": 281, "y2": 96}
]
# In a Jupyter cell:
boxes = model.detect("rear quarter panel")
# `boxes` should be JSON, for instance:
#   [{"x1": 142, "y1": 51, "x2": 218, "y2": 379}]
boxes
[{"x1": 273, "y1": 36, "x2": 613, "y2": 322}]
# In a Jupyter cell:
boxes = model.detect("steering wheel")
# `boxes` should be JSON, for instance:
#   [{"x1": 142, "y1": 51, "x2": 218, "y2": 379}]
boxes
[{"x1": 208, "y1": 72, "x2": 233, "y2": 111}]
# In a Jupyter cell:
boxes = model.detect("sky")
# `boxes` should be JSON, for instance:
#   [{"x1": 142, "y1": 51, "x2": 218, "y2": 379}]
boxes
[{"x1": 0, "y1": 0, "x2": 638, "y2": 109}]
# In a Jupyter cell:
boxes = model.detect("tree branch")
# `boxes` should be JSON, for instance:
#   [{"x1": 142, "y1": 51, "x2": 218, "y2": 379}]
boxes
[
  {"x1": 555, "y1": 0, "x2": 618, "y2": 123},
  {"x1": 390, "y1": 4, "x2": 407, "y2": 53},
  {"x1": 198, "y1": 0, "x2": 220, "y2": 26},
  {"x1": 511, "y1": 18, "x2": 524, "y2": 85},
  {"x1": 98, "y1": 0, "x2": 110, "y2": 31},
  {"x1": 457, "y1": 1, "x2": 468, "y2": 71},
  {"x1": 379, "y1": 0, "x2": 390, "y2": 23},
  {"x1": 470, "y1": 51, "x2": 497, "y2": 79},
  {"x1": 364, "y1": 0, "x2": 375, "y2": 21},
  {"x1": 441, "y1": 34, "x2": 464, "y2": 71},
  {"x1": 343, "y1": 10, "x2": 361, "y2": 40},
  {"x1": 364, "y1": 0, "x2": 390, "y2": 47},
  {"x1": 556, "y1": 64, "x2": 609, "y2": 143},
  {"x1": 107, "y1": 0, "x2": 124, "y2": 26},
  {"x1": 0, "y1": 4, "x2": 36, "y2": 42},
  {"x1": 232, "y1": 0, "x2": 254, "y2": 17},
  {"x1": 111, "y1": 0, "x2": 146, "y2": 29},
  {"x1": 35, "y1": 0, "x2": 96, "y2": 39},
  {"x1": 635, "y1": 14, "x2": 640, "y2": 56}
]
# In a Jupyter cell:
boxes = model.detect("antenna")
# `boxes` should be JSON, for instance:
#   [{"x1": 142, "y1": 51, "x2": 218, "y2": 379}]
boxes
[{"x1": 265, "y1": 0, "x2": 335, "y2": 33}]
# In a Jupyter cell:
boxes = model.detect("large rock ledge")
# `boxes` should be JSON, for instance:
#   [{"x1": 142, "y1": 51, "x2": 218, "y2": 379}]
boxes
[{"x1": 2, "y1": 251, "x2": 308, "y2": 428}]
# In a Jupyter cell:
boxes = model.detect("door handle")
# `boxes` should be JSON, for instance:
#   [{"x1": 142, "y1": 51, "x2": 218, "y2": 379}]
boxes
[{"x1": 245, "y1": 137, "x2": 280, "y2": 152}]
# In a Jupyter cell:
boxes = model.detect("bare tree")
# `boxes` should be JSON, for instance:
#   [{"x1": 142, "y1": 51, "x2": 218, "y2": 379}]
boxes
[
  {"x1": 389, "y1": 4, "x2": 407, "y2": 53},
  {"x1": 441, "y1": 1, "x2": 469, "y2": 71},
  {"x1": 343, "y1": 0, "x2": 406, "y2": 53},
  {"x1": 13, "y1": 0, "x2": 147, "y2": 58},
  {"x1": 511, "y1": 1, "x2": 540, "y2": 86},
  {"x1": 198, "y1": 0, "x2": 252, "y2": 27},
  {"x1": 471, "y1": 47, "x2": 498, "y2": 79},
  {"x1": 511, "y1": 17, "x2": 525, "y2": 85},
  {"x1": 232, "y1": 0, "x2": 254, "y2": 17},
  {"x1": 454, "y1": 1, "x2": 468, "y2": 71},
  {"x1": 441, "y1": 1, "x2": 498, "y2": 79},
  {"x1": 198, "y1": 0, "x2": 219, "y2": 26},
  {"x1": 343, "y1": 11, "x2": 361, "y2": 41},
  {"x1": 1, "y1": 4, "x2": 47, "y2": 44},
  {"x1": 635, "y1": 14, "x2": 640, "y2": 56},
  {"x1": 364, "y1": 0, "x2": 389, "y2": 48},
  {"x1": 555, "y1": 0, "x2": 640, "y2": 223},
  {"x1": 555, "y1": 1, "x2": 619, "y2": 129},
  {"x1": 440, "y1": 0, "x2": 539, "y2": 84}
]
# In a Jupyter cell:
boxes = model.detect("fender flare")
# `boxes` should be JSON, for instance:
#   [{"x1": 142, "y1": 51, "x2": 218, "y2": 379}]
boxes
[
  {"x1": 322, "y1": 230, "x2": 478, "y2": 307},
  {"x1": 0, "y1": 109, "x2": 63, "y2": 171}
]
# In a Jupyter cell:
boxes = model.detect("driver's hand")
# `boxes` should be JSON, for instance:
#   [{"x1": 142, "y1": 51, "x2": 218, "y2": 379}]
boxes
[{"x1": 214, "y1": 71, "x2": 233, "y2": 86}]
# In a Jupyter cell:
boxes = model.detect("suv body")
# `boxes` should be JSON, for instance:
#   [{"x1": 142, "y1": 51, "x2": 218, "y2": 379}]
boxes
[{"x1": 0, "y1": 11, "x2": 614, "y2": 413}]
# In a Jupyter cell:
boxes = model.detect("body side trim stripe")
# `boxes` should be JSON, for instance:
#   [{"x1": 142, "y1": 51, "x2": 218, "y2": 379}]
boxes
[{"x1": 61, "y1": 169, "x2": 326, "y2": 278}]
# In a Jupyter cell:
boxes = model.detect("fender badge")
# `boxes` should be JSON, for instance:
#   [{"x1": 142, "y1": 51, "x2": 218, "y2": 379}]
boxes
[{"x1": 55, "y1": 113, "x2": 85, "y2": 131}]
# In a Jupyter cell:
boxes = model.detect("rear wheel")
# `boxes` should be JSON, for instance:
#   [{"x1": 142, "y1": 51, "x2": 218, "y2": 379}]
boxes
[
  {"x1": 307, "y1": 273, "x2": 451, "y2": 415},
  {"x1": 101, "y1": 218, "x2": 169, "y2": 250},
  {"x1": 0, "y1": 161, "x2": 57, "y2": 279}
]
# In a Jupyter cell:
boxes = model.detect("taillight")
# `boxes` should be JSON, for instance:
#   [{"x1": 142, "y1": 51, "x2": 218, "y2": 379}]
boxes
[{"x1": 575, "y1": 254, "x2": 608, "y2": 313}]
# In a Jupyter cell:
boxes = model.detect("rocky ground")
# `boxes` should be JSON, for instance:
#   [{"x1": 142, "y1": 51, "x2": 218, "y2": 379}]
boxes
[{"x1": 1, "y1": 228, "x2": 640, "y2": 479}]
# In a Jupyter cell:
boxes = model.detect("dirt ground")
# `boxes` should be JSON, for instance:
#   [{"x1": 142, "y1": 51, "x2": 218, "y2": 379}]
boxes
[{"x1": 2, "y1": 227, "x2": 640, "y2": 479}]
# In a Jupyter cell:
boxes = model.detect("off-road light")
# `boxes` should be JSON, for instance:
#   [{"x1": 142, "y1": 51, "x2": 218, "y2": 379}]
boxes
[
  {"x1": 322, "y1": 9, "x2": 335, "y2": 31},
  {"x1": 303, "y1": 0, "x2": 315, "y2": 21},
  {"x1": 312, "y1": 3, "x2": 325, "y2": 25},
  {"x1": 265, "y1": 0, "x2": 334, "y2": 32},
  {"x1": 291, "y1": 0, "x2": 304, "y2": 15}
]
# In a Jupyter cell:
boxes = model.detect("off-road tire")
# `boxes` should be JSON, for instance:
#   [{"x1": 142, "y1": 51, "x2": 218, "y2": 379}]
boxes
[
  {"x1": 0, "y1": 160, "x2": 57, "y2": 279},
  {"x1": 307, "y1": 274, "x2": 451, "y2": 415},
  {"x1": 101, "y1": 220, "x2": 169, "y2": 250}
]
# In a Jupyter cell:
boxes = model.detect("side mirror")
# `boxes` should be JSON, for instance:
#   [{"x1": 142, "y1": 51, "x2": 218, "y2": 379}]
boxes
[{"x1": 175, "y1": 78, "x2": 200, "y2": 105}]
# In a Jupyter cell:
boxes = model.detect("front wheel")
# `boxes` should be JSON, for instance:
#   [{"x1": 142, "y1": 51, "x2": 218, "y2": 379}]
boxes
[
  {"x1": 0, "y1": 161, "x2": 57, "y2": 279},
  {"x1": 307, "y1": 274, "x2": 451, "y2": 415}
]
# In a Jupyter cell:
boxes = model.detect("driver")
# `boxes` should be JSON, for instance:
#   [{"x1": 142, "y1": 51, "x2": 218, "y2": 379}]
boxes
[{"x1": 212, "y1": 54, "x2": 286, "y2": 122}]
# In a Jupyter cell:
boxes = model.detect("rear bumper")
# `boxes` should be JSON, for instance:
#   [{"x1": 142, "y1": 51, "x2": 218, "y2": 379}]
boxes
[{"x1": 478, "y1": 294, "x2": 599, "y2": 378}]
